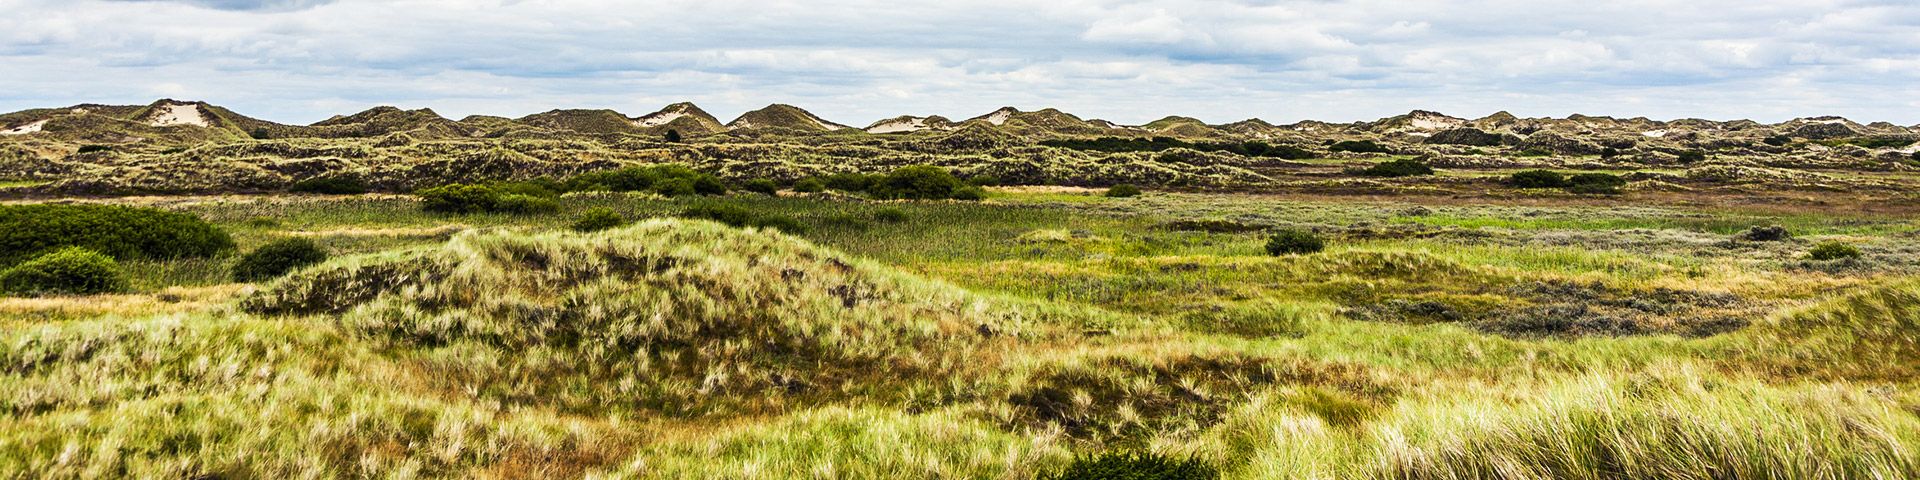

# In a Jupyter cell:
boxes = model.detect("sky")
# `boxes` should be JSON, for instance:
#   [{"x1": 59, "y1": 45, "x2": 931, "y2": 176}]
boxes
[{"x1": 2, "y1": 0, "x2": 1918, "y2": 126}]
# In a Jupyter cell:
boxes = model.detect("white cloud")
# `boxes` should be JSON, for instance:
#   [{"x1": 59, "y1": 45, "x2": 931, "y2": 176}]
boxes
[{"x1": 0, "y1": 0, "x2": 1917, "y2": 125}]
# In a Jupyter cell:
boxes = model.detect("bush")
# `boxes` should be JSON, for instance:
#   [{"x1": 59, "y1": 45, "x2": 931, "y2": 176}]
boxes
[
  {"x1": 794, "y1": 178, "x2": 826, "y2": 193},
  {"x1": 288, "y1": 176, "x2": 370, "y2": 195},
  {"x1": 1037, "y1": 451, "x2": 1219, "y2": 480},
  {"x1": 1808, "y1": 241, "x2": 1861, "y2": 261},
  {"x1": 1565, "y1": 172, "x2": 1626, "y2": 194},
  {"x1": 1356, "y1": 158, "x2": 1434, "y2": 177},
  {"x1": 1738, "y1": 225, "x2": 1791, "y2": 242},
  {"x1": 652, "y1": 178, "x2": 696, "y2": 196},
  {"x1": 693, "y1": 175, "x2": 727, "y2": 196},
  {"x1": 1510, "y1": 170, "x2": 1567, "y2": 189},
  {"x1": 743, "y1": 179, "x2": 780, "y2": 196},
  {"x1": 874, "y1": 208, "x2": 910, "y2": 223},
  {"x1": 747, "y1": 215, "x2": 809, "y2": 234},
  {"x1": 1265, "y1": 229, "x2": 1325, "y2": 256},
  {"x1": 663, "y1": 129, "x2": 682, "y2": 143},
  {"x1": 75, "y1": 145, "x2": 111, "y2": 154},
  {"x1": 231, "y1": 238, "x2": 329, "y2": 282},
  {"x1": 0, "y1": 204, "x2": 234, "y2": 264},
  {"x1": 1763, "y1": 135, "x2": 1792, "y2": 147},
  {"x1": 679, "y1": 203, "x2": 754, "y2": 227},
  {"x1": 494, "y1": 194, "x2": 560, "y2": 214},
  {"x1": 417, "y1": 184, "x2": 498, "y2": 213},
  {"x1": 1600, "y1": 147, "x2": 1621, "y2": 158},
  {"x1": 570, "y1": 208, "x2": 625, "y2": 232},
  {"x1": 1517, "y1": 148, "x2": 1554, "y2": 157},
  {"x1": 1911, "y1": 151, "x2": 1919, "y2": 162},
  {"x1": 1676, "y1": 150, "x2": 1707, "y2": 163},
  {"x1": 1106, "y1": 184, "x2": 1143, "y2": 198},
  {"x1": 0, "y1": 247, "x2": 127, "y2": 296},
  {"x1": 869, "y1": 165, "x2": 966, "y2": 200},
  {"x1": 1328, "y1": 140, "x2": 1389, "y2": 153},
  {"x1": 821, "y1": 172, "x2": 875, "y2": 192}
]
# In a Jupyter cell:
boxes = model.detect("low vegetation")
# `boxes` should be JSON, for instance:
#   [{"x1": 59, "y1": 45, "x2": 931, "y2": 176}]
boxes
[
  {"x1": 0, "y1": 247, "x2": 126, "y2": 295},
  {"x1": 230, "y1": 237, "x2": 329, "y2": 282},
  {"x1": 0, "y1": 204, "x2": 234, "y2": 264}
]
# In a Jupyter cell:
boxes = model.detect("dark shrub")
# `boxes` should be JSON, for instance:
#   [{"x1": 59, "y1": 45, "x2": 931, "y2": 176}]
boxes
[
  {"x1": 1565, "y1": 173, "x2": 1626, "y2": 194},
  {"x1": 1763, "y1": 135, "x2": 1792, "y2": 147},
  {"x1": 1517, "y1": 148, "x2": 1553, "y2": 157},
  {"x1": 1808, "y1": 241, "x2": 1861, "y2": 261},
  {"x1": 679, "y1": 203, "x2": 754, "y2": 227},
  {"x1": 1738, "y1": 225, "x2": 1791, "y2": 242},
  {"x1": 692, "y1": 175, "x2": 727, "y2": 195},
  {"x1": 1154, "y1": 152, "x2": 1187, "y2": 164},
  {"x1": 231, "y1": 238, "x2": 329, "y2": 282},
  {"x1": 417, "y1": 184, "x2": 498, "y2": 213},
  {"x1": 288, "y1": 176, "x2": 370, "y2": 195},
  {"x1": 1510, "y1": 170, "x2": 1567, "y2": 189},
  {"x1": 748, "y1": 215, "x2": 809, "y2": 234},
  {"x1": 664, "y1": 129, "x2": 682, "y2": 143},
  {"x1": 1265, "y1": 229, "x2": 1325, "y2": 256},
  {"x1": 1328, "y1": 140, "x2": 1389, "y2": 153},
  {"x1": 794, "y1": 178, "x2": 827, "y2": 193},
  {"x1": 0, "y1": 247, "x2": 127, "y2": 296},
  {"x1": 1038, "y1": 451, "x2": 1219, "y2": 480},
  {"x1": 870, "y1": 165, "x2": 965, "y2": 200},
  {"x1": 1911, "y1": 151, "x2": 1919, "y2": 162},
  {"x1": 652, "y1": 178, "x2": 696, "y2": 196},
  {"x1": 743, "y1": 179, "x2": 780, "y2": 195},
  {"x1": 1600, "y1": 147, "x2": 1621, "y2": 158},
  {"x1": 570, "y1": 208, "x2": 625, "y2": 232},
  {"x1": 822, "y1": 172, "x2": 875, "y2": 192},
  {"x1": 250, "y1": 127, "x2": 271, "y2": 140},
  {"x1": 874, "y1": 208, "x2": 910, "y2": 223},
  {"x1": 1357, "y1": 158, "x2": 1434, "y2": 177},
  {"x1": 75, "y1": 145, "x2": 111, "y2": 154},
  {"x1": 1106, "y1": 184, "x2": 1143, "y2": 198},
  {"x1": 494, "y1": 194, "x2": 560, "y2": 214},
  {"x1": 1676, "y1": 150, "x2": 1707, "y2": 163},
  {"x1": 0, "y1": 204, "x2": 234, "y2": 264}
]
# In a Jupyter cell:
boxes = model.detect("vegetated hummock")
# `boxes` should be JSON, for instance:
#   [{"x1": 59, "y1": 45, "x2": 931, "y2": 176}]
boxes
[{"x1": 2, "y1": 99, "x2": 1920, "y2": 479}]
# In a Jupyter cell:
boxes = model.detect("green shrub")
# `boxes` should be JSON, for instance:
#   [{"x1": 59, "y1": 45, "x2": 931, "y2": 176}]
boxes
[
  {"x1": 0, "y1": 204, "x2": 234, "y2": 264},
  {"x1": 1265, "y1": 229, "x2": 1325, "y2": 256},
  {"x1": 743, "y1": 179, "x2": 780, "y2": 196},
  {"x1": 794, "y1": 178, "x2": 827, "y2": 193},
  {"x1": 869, "y1": 165, "x2": 966, "y2": 200},
  {"x1": 1356, "y1": 158, "x2": 1434, "y2": 177},
  {"x1": 417, "y1": 184, "x2": 498, "y2": 213},
  {"x1": 1517, "y1": 148, "x2": 1553, "y2": 157},
  {"x1": 652, "y1": 178, "x2": 696, "y2": 196},
  {"x1": 570, "y1": 208, "x2": 626, "y2": 232},
  {"x1": 874, "y1": 208, "x2": 910, "y2": 223},
  {"x1": 75, "y1": 145, "x2": 111, "y2": 154},
  {"x1": 1677, "y1": 150, "x2": 1707, "y2": 163},
  {"x1": 494, "y1": 194, "x2": 560, "y2": 214},
  {"x1": 288, "y1": 176, "x2": 369, "y2": 195},
  {"x1": 1808, "y1": 241, "x2": 1861, "y2": 261},
  {"x1": 747, "y1": 215, "x2": 809, "y2": 234},
  {"x1": 821, "y1": 172, "x2": 875, "y2": 192},
  {"x1": 1328, "y1": 140, "x2": 1389, "y2": 154},
  {"x1": 1566, "y1": 183, "x2": 1622, "y2": 195},
  {"x1": 0, "y1": 247, "x2": 127, "y2": 296},
  {"x1": 679, "y1": 203, "x2": 754, "y2": 227},
  {"x1": 562, "y1": 165, "x2": 721, "y2": 195},
  {"x1": 1565, "y1": 172, "x2": 1626, "y2": 194},
  {"x1": 1038, "y1": 451, "x2": 1219, "y2": 480},
  {"x1": 231, "y1": 238, "x2": 329, "y2": 282},
  {"x1": 1106, "y1": 184, "x2": 1143, "y2": 198},
  {"x1": 693, "y1": 175, "x2": 727, "y2": 195},
  {"x1": 1510, "y1": 170, "x2": 1567, "y2": 188}
]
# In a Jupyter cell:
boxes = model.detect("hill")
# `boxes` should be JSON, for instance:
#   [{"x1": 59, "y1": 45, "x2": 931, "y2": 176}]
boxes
[{"x1": 726, "y1": 104, "x2": 853, "y2": 132}]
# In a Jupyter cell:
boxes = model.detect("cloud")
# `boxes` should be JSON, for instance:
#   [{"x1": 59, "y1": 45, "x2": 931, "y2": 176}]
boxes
[{"x1": 1, "y1": 0, "x2": 1917, "y2": 125}]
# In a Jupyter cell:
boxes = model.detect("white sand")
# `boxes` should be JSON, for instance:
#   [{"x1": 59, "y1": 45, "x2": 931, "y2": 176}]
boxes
[
  {"x1": 1409, "y1": 112, "x2": 1463, "y2": 130},
  {"x1": 866, "y1": 118, "x2": 927, "y2": 134},
  {"x1": 634, "y1": 111, "x2": 687, "y2": 127},
  {"x1": 149, "y1": 104, "x2": 208, "y2": 127},
  {"x1": 1405, "y1": 132, "x2": 1433, "y2": 137},
  {"x1": 1641, "y1": 129, "x2": 1668, "y2": 138},
  {"x1": 804, "y1": 112, "x2": 850, "y2": 131},
  {"x1": 1, "y1": 119, "x2": 47, "y2": 135},
  {"x1": 984, "y1": 108, "x2": 1014, "y2": 125}
]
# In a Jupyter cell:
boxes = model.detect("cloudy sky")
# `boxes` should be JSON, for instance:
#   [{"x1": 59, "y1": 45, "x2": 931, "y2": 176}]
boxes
[{"x1": 2, "y1": 0, "x2": 1917, "y2": 126}]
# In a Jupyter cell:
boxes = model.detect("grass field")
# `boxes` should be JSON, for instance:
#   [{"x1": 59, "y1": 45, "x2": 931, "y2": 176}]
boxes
[{"x1": 3, "y1": 188, "x2": 1918, "y2": 479}]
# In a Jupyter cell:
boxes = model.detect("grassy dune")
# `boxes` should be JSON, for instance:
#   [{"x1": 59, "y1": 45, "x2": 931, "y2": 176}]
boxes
[{"x1": 2, "y1": 191, "x2": 1918, "y2": 478}]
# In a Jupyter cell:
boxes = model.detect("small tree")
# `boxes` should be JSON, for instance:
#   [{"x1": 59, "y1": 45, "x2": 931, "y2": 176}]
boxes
[
  {"x1": 231, "y1": 238, "x2": 329, "y2": 282},
  {"x1": 570, "y1": 208, "x2": 625, "y2": 232},
  {"x1": 1265, "y1": 229, "x2": 1325, "y2": 256},
  {"x1": 664, "y1": 129, "x2": 682, "y2": 143}
]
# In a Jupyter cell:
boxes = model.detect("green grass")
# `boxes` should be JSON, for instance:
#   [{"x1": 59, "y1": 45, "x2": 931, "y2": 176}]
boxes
[{"x1": 3, "y1": 190, "x2": 1919, "y2": 478}]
